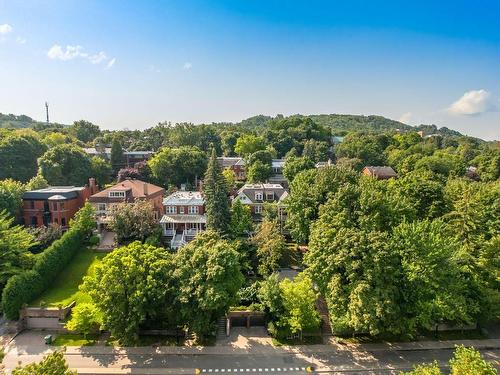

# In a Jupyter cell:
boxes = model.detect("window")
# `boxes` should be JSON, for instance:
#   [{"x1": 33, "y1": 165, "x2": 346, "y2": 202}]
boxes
[
  {"x1": 59, "y1": 202, "x2": 65, "y2": 210},
  {"x1": 108, "y1": 191, "x2": 126, "y2": 198},
  {"x1": 30, "y1": 201, "x2": 35, "y2": 209},
  {"x1": 52, "y1": 202, "x2": 58, "y2": 211},
  {"x1": 166, "y1": 206, "x2": 177, "y2": 214},
  {"x1": 255, "y1": 205, "x2": 262, "y2": 214},
  {"x1": 97, "y1": 203, "x2": 106, "y2": 212},
  {"x1": 153, "y1": 211, "x2": 158, "y2": 220},
  {"x1": 31, "y1": 216, "x2": 37, "y2": 226},
  {"x1": 61, "y1": 218, "x2": 66, "y2": 226},
  {"x1": 266, "y1": 192, "x2": 274, "y2": 201},
  {"x1": 179, "y1": 206, "x2": 185, "y2": 214},
  {"x1": 189, "y1": 206, "x2": 199, "y2": 214},
  {"x1": 255, "y1": 192, "x2": 263, "y2": 201}
]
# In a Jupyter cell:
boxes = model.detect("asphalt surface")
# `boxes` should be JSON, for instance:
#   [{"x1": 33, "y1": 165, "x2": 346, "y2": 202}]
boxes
[{"x1": 4, "y1": 348, "x2": 500, "y2": 374}]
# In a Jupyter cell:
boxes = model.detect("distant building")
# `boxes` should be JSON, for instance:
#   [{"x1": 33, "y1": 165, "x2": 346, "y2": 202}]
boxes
[
  {"x1": 89, "y1": 179, "x2": 165, "y2": 230},
  {"x1": 315, "y1": 160, "x2": 333, "y2": 168},
  {"x1": 331, "y1": 136, "x2": 344, "y2": 144},
  {"x1": 268, "y1": 159, "x2": 287, "y2": 186},
  {"x1": 362, "y1": 166, "x2": 398, "y2": 180},
  {"x1": 22, "y1": 179, "x2": 98, "y2": 228},
  {"x1": 234, "y1": 183, "x2": 288, "y2": 225},
  {"x1": 217, "y1": 157, "x2": 246, "y2": 180},
  {"x1": 83, "y1": 147, "x2": 154, "y2": 168},
  {"x1": 159, "y1": 190, "x2": 206, "y2": 249}
]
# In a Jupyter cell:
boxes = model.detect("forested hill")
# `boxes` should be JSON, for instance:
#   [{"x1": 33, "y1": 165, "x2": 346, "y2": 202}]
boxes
[
  {"x1": 0, "y1": 113, "x2": 67, "y2": 129},
  {"x1": 234, "y1": 113, "x2": 464, "y2": 137}
]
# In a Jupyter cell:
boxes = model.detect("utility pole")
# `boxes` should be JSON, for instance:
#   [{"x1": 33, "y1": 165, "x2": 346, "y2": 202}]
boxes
[{"x1": 45, "y1": 102, "x2": 49, "y2": 123}]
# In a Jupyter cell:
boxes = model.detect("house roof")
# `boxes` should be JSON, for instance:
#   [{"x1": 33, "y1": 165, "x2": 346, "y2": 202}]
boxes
[
  {"x1": 236, "y1": 183, "x2": 288, "y2": 204},
  {"x1": 160, "y1": 214, "x2": 207, "y2": 224},
  {"x1": 89, "y1": 179, "x2": 164, "y2": 201},
  {"x1": 23, "y1": 186, "x2": 84, "y2": 200},
  {"x1": 217, "y1": 157, "x2": 245, "y2": 168},
  {"x1": 363, "y1": 166, "x2": 398, "y2": 178},
  {"x1": 163, "y1": 191, "x2": 204, "y2": 206},
  {"x1": 272, "y1": 159, "x2": 286, "y2": 168},
  {"x1": 83, "y1": 148, "x2": 154, "y2": 156}
]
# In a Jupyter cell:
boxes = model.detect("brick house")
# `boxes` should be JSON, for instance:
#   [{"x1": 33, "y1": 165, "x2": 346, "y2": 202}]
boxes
[
  {"x1": 89, "y1": 179, "x2": 165, "y2": 230},
  {"x1": 217, "y1": 157, "x2": 246, "y2": 180},
  {"x1": 362, "y1": 166, "x2": 398, "y2": 180},
  {"x1": 160, "y1": 190, "x2": 206, "y2": 249},
  {"x1": 22, "y1": 178, "x2": 98, "y2": 228},
  {"x1": 234, "y1": 183, "x2": 288, "y2": 225}
]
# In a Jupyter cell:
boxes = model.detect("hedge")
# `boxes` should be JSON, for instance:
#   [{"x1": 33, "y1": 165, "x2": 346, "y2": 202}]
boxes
[{"x1": 1, "y1": 227, "x2": 85, "y2": 320}]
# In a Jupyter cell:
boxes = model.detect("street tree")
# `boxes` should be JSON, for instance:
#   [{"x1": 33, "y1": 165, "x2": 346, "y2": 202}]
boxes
[{"x1": 12, "y1": 351, "x2": 76, "y2": 375}]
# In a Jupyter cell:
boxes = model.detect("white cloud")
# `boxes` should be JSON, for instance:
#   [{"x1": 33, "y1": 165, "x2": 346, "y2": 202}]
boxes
[
  {"x1": 0, "y1": 24, "x2": 13, "y2": 35},
  {"x1": 448, "y1": 89, "x2": 495, "y2": 116},
  {"x1": 183, "y1": 62, "x2": 192, "y2": 70},
  {"x1": 16, "y1": 36, "x2": 26, "y2": 44},
  {"x1": 106, "y1": 57, "x2": 116, "y2": 69},
  {"x1": 47, "y1": 44, "x2": 115, "y2": 68},
  {"x1": 47, "y1": 44, "x2": 84, "y2": 61},
  {"x1": 398, "y1": 112, "x2": 412, "y2": 124}
]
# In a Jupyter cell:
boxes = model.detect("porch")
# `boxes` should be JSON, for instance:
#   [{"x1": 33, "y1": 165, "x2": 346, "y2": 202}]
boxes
[{"x1": 160, "y1": 214, "x2": 207, "y2": 249}]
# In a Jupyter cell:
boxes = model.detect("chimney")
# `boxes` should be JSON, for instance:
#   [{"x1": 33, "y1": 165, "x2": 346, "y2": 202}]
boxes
[
  {"x1": 89, "y1": 178, "x2": 97, "y2": 194},
  {"x1": 180, "y1": 183, "x2": 186, "y2": 191},
  {"x1": 143, "y1": 182, "x2": 149, "y2": 196}
]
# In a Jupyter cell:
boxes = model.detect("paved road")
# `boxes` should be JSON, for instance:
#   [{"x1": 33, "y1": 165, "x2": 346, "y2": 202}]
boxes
[{"x1": 4, "y1": 347, "x2": 500, "y2": 374}]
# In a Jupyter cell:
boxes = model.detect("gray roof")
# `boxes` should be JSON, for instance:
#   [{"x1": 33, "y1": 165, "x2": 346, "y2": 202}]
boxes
[
  {"x1": 217, "y1": 157, "x2": 246, "y2": 168},
  {"x1": 364, "y1": 166, "x2": 398, "y2": 178},
  {"x1": 163, "y1": 191, "x2": 204, "y2": 206},
  {"x1": 236, "y1": 183, "x2": 288, "y2": 204},
  {"x1": 23, "y1": 186, "x2": 84, "y2": 200}
]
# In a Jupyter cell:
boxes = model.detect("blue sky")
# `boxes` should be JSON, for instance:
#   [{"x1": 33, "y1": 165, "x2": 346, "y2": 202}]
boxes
[{"x1": 0, "y1": 0, "x2": 499, "y2": 140}]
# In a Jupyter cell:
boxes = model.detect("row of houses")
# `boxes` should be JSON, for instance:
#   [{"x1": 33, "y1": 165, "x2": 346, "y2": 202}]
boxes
[{"x1": 21, "y1": 178, "x2": 288, "y2": 249}]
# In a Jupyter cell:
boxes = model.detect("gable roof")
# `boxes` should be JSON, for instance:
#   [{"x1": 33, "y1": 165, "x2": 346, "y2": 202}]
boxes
[
  {"x1": 363, "y1": 166, "x2": 398, "y2": 179},
  {"x1": 89, "y1": 179, "x2": 164, "y2": 201},
  {"x1": 217, "y1": 157, "x2": 246, "y2": 168}
]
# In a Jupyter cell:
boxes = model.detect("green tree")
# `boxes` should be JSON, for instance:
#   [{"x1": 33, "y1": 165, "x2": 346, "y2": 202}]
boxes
[
  {"x1": 449, "y1": 345, "x2": 497, "y2": 375},
  {"x1": 12, "y1": 351, "x2": 76, "y2": 375},
  {"x1": 108, "y1": 201, "x2": 158, "y2": 244},
  {"x1": 65, "y1": 303, "x2": 102, "y2": 338},
  {"x1": 174, "y1": 231, "x2": 244, "y2": 339},
  {"x1": 70, "y1": 120, "x2": 101, "y2": 143},
  {"x1": 70, "y1": 202, "x2": 96, "y2": 238},
  {"x1": 471, "y1": 147, "x2": 500, "y2": 182},
  {"x1": 110, "y1": 137, "x2": 125, "y2": 172},
  {"x1": 38, "y1": 144, "x2": 92, "y2": 186},
  {"x1": 283, "y1": 156, "x2": 314, "y2": 182},
  {"x1": 26, "y1": 174, "x2": 49, "y2": 190},
  {"x1": 277, "y1": 274, "x2": 320, "y2": 338},
  {"x1": 252, "y1": 219, "x2": 286, "y2": 277},
  {"x1": 247, "y1": 160, "x2": 272, "y2": 183},
  {"x1": 148, "y1": 146, "x2": 208, "y2": 187},
  {"x1": 90, "y1": 156, "x2": 112, "y2": 187},
  {"x1": 203, "y1": 148, "x2": 230, "y2": 234},
  {"x1": 258, "y1": 274, "x2": 284, "y2": 319},
  {"x1": 302, "y1": 139, "x2": 329, "y2": 162},
  {"x1": 0, "y1": 210, "x2": 36, "y2": 291},
  {"x1": 234, "y1": 134, "x2": 266, "y2": 156},
  {"x1": 82, "y1": 241, "x2": 176, "y2": 345},
  {"x1": 402, "y1": 361, "x2": 442, "y2": 375},
  {"x1": 285, "y1": 165, "x2": 358, "y2": 243},
  {"x1": 335, "y1": 132, "x2": 389, "y2": 166},
  {"x1": 229, "y1": 199, "x2": 253, "y2": 238},
  {"x1": 0, "y1": 179, "x2": 26, "y2": 218},
  {"x1": 0, "y1": 134, "x2": 46, "y2": 182},
  {"x1": 222, "y1": 168, "x2": 236, "y2": 190}
]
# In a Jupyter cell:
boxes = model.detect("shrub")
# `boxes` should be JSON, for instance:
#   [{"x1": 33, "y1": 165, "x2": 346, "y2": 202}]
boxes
[
  {"x1": 89, "y1": 235, "x2": 99, "y2": 246},
  {"x1": 1, "y1": 270, "x2": 43, "y2": 319}
]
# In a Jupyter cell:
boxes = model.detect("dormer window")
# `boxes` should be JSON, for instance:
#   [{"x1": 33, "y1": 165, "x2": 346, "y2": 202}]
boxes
[
  {"x1": 255, "y1": 191, "x2": 263, "y2": 201},
  {"x1": 266, "y1": 192, "x2": 274, "y2": 200},
  {"x1": 109, "y1": 191, "x2": 125, "y2": 198}
]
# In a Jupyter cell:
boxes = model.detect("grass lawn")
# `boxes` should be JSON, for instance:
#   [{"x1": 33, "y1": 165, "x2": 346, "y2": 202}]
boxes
[
  {"x1": 30, "y1": 249, "x2": 106, "y2": 307},
  {"x1": 106, "y1": 335, "x2": 186, "y2": 347},
  {"x1": 52, "y1": 333, "x2": 98, "y2": 346}
]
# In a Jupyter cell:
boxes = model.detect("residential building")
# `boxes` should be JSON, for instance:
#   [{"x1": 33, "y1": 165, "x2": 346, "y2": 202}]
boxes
[
  {"x1": 22, "y1": 179, "x2": 98, "y2": 228},
  {"x1": 234, "y1": 183, "x2": 288, "y2": 225},
  {"x1": 89, "y1": 179, "x2": 165, "y2": 230},
  {"x1": 268, "y1": 158, "x2": 287, "y2": 186},
  {"x1": 362, "y1": 166, "x2": 398, "y2": 180},
  {"x1": 83, "y1": 147, "x2": 154, "y2": 168},
  {"x1": 160, "y1": 190, "x2": 206, "y2": 249},
  {"x1": 217, "y1": 157, "x2": 246, "y2": 180}
]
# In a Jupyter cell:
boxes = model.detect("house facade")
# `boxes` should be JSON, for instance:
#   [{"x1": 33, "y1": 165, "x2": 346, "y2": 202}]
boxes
[
  {"x1": 159, "y1": 191, "x2": 206, "y2": 249},
  {"x1": 83, "y1": 147, "x2": 154, "y2": 168},
  {"x1": 234, "y1": 183, "x2": 288, "y2": 224},
  {"x1": 217, "y1": 157, "x2": 246, "y2": 180},
  {"x1": 22, "y1": 179, "x2": 98, "y2": 228},
  {"x1": 268, "y1": 159, "x2": 287, "y2": 186},
  {"x1": 89, "y1": 179, "x2": 165, "y2": 230}
]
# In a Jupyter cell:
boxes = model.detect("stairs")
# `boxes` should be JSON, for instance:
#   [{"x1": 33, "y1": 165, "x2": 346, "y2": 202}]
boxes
[
  {"x1": 170, "y1": 233, "x2": 185, "y2": 249},
  {"x1": 316, "y1": 297, "x2": 333, "y2": 336},
  {"x1": 217, "y1": 316, "x2": 227, "y2": 337}
]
